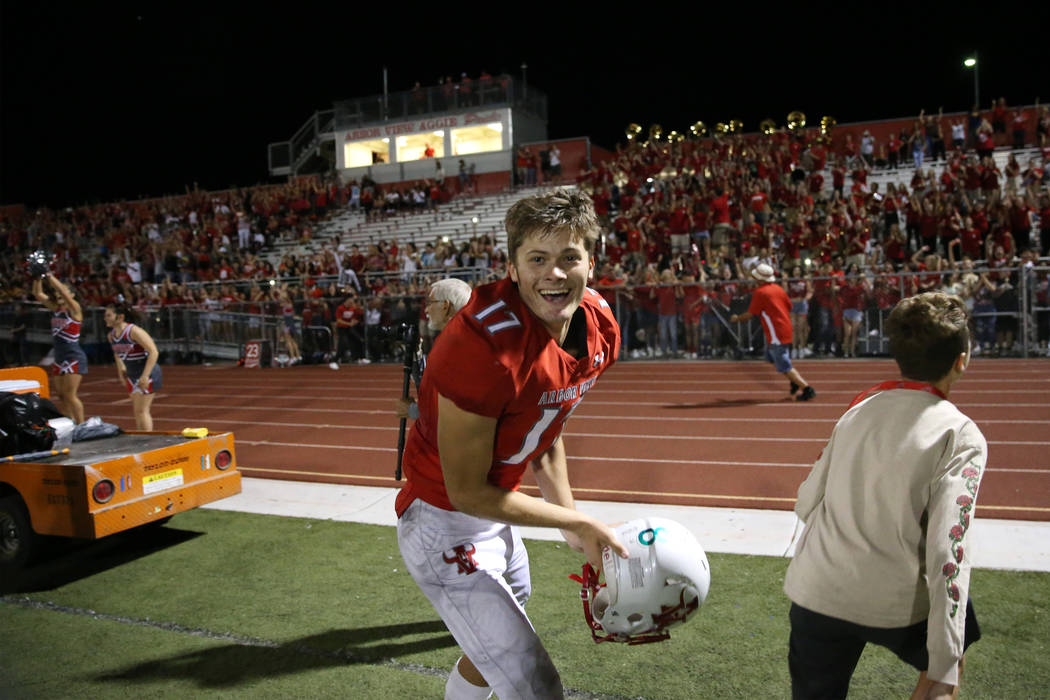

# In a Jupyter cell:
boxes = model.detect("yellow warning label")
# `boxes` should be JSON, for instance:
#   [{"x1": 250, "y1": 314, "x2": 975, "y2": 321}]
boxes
[{"x1": 142, "y1": 468, "x2": 184, "y2": 495}]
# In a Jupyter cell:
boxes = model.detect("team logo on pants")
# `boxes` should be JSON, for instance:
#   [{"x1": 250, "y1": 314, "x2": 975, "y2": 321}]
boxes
[{"x1": 442, "y1": 544, "x2": 479, "y2": 575}]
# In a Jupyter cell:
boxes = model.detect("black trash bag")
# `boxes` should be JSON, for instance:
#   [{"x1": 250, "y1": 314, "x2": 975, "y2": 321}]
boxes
[{"x1": 0, "y1": 391, "x2": 64, "y2": 457}]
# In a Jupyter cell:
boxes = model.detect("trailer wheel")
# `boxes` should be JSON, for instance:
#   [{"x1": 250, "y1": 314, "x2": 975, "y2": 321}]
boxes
[{"x1": 0, "y1": 495, "x2": 35, "y2": 571}]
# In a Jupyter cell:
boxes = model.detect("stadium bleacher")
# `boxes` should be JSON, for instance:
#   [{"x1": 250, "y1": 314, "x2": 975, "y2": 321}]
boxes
[{"x1": 2, "y1": 102, "x2": 1048, "y2": 365}]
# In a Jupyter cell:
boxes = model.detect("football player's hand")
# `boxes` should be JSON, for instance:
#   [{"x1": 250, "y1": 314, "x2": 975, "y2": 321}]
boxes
[{"x1": 576, "y1": 518, "x2": 629, "y2": 568}]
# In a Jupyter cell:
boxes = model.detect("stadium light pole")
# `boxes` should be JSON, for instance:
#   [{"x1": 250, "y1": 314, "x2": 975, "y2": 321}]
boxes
[{"x1": 963, "y1": 52, "x2": 979, "y2": 109}]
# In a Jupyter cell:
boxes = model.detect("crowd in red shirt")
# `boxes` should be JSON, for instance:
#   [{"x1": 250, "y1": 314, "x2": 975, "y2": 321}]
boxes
[{"x1": 581, "y1": 111, "x2": 1049, "y2": 358}]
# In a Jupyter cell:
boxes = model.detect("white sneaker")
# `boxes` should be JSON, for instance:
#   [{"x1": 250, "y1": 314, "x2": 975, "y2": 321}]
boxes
[
  {"x1": 357, "y1": 358, "x2": 371, "y2": 364},
  {"x1": 655, "y1": 348, "x2": 664, "y2": 357},
  {"x1": 689, "y1": 352, "x2": 698, "y2": 359},
  {"x1": 646, "y1": 347, "x2": 655, "y2": 357}
]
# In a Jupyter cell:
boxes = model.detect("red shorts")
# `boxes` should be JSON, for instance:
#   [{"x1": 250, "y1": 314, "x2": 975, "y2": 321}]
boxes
[{"x1": 124, "y1": 374, "x2": 157, "y2": 395}]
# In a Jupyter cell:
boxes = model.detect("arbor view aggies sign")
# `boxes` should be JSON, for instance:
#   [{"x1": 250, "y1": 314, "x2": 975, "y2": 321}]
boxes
[{"x1": 343, "y1": 112, "x2": 504, "y2": 141}]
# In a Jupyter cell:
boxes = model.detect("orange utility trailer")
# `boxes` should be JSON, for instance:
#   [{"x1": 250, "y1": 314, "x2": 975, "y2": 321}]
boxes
[{"x1": 0, "y1": 366, "x2": 241, "y2": 571}]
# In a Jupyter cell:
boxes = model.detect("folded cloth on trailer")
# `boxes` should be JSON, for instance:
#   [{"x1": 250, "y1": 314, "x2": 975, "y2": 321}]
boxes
[{"x1": 72, "y1": 416, "x2": 123, "y2": 442}]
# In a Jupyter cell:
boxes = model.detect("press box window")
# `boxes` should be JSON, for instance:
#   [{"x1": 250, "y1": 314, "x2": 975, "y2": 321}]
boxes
[
  {"x1": 450, "y1": 123, "x2": 503, "y2": 156},
  {"x1": 345, "y1": 138, "x2": 390, "y2": 167},
  {"x1": 397, "y1": 131, "x2": 445, "y2": 160}
]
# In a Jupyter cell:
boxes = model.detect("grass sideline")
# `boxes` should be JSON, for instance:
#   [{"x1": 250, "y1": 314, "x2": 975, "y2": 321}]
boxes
[{"x1": 2, "y1": 509, "x2": 1048, "y2": 699}]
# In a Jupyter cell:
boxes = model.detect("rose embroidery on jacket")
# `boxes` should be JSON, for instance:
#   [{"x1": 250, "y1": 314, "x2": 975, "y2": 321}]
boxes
[{"x1": 943, "y1": 462, "x2": 981, "y2": 617}]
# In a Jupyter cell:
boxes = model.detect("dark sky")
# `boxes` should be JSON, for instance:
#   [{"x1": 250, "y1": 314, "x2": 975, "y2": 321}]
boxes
[{"x1": 2, "y1": 3, "x2": 1045, "y2": 209}]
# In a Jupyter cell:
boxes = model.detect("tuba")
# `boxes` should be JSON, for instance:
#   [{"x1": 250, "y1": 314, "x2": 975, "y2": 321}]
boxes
[
  {"x1": 759, "y1": 118, "x2": 777, "y2": 135},
  {"x1": 787, "y1": 110, "x2": 807, "y2": 131},
  {"x1": 820, "y1": 116, "x2": 837, "y2": 142},
  {"x1": 625, "y1": 123, "x2": 642, "y2": 141},
  {"x1": 690, "y1": 121, "x2": 708, "y2": 138},
  {"x1": 714, "y1": 122, "x2": 730, "y2": 135}
]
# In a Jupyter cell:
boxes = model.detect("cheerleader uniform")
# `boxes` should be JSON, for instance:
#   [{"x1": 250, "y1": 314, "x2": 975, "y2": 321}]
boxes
[
  {"x1": 109, "y1": 323, "x2": 162, "y2": 394},
  {"x1": 51, "y1": 309, "x2": 89, "y2": 375}
]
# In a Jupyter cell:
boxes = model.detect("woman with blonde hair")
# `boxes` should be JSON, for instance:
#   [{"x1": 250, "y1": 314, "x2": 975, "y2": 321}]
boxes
[
  {"x1": 786, "y1": 265, "x2": 812, "y2": 358},
  {"x1": 33, "y1": 272, "x2": 87, "y2": 424},
  {"x1": 277, "y1": 285, "x2": 302, "y2": 365}
]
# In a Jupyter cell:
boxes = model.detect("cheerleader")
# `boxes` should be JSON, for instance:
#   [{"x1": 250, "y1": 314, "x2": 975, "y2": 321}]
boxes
[
  {"x1": 104, "y1": 302, "x2": 162, "y2": 430},
  {"x1": 33, "y1": 273, "x2": 87, "y2": 424}
]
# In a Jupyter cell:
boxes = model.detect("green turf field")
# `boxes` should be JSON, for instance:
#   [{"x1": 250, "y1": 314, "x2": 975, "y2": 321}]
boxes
[{"x1": 2, "y1": 509, "x2": 1047, "y2": 698}]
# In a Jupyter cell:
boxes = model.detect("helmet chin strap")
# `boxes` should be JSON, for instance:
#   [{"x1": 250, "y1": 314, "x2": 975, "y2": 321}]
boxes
[{"x1": 569, "y1": 563, "x2": 678, "y2": 645}]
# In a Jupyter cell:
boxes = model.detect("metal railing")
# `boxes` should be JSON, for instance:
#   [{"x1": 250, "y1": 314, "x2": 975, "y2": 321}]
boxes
[
  {"x1": 2, "y1": 266, "x2": 1047, "y2": 366},
  {"x1": 596, "y1": 265, "x2": 1050, "y2": 360},
  {"x1": 332, "y1": 76, "x2": 547, "y2": 130}
]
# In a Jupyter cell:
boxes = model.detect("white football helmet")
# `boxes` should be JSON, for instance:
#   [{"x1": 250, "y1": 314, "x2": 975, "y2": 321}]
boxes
[{"x1": 570, "y1": 517, "x2": 710, "y2": 644}]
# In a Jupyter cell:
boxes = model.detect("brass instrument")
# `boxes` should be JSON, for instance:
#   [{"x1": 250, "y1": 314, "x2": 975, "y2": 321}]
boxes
[
  {"x1": 648, "y1": 124, "x2": 663, "y2": 142},
  {"x1": 715, "y1": 122, "x2": 729, "y2": 135},
  {"x1": 729, "y1": 119, "x2": 744, "y2": 134},
  {"x1": 666, "y1": 130, "x2": 685, "y2": 144},
  {"x1": 759, "y1": 118, "x2": 777, "y2": 135},
  {"x1": 787, "y1": 110, "x2": 807, "y2": 131},
  {"x1": 820, "y1": 115, "x2": 836, "y2": 137},
  {"x1": 690, "y1": 121, "x2": 708, "y2": 138},
  {"x1": 625, "y1": 123, "x2": 642, "y2": 141}
]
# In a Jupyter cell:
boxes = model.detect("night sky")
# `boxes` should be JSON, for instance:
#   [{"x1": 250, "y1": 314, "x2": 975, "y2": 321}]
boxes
[{"x1": 2, "y1": 3, "x2": 1044, "y2": 209}]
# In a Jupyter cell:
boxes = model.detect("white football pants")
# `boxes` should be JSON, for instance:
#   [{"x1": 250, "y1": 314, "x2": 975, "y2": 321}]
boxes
[{"x1": 397, "y1": 499, "x2": 564, "y2": 700}]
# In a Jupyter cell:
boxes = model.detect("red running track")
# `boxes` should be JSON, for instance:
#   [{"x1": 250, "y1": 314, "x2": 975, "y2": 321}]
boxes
[{"x1": 75, "y1": 358, "x2": 1050, "y2": 522}]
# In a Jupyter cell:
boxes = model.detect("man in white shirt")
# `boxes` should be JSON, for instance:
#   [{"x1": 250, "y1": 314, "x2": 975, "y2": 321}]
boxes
[
  {"x1": 860, "y1": 130, "x2": 875, "y2": 167},
  {"x1": 785, "y1": 292, "x2": 985, "y2": 700}
]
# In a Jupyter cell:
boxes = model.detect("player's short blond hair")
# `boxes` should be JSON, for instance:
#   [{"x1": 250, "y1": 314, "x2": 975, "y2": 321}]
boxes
[{"x1": 504, "y1": 189, "x2": 599, "y2": 264}]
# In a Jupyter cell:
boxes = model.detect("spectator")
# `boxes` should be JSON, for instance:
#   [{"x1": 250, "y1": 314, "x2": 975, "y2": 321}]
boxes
[
  {"x1": 656, "y1": 268, "x2": 682, "y2": 357},
  {"x1": 1011, "y1": 109, "x2": 1028, "y2": 150},
  {"x1": 549, "y1": 144, "x2": 562, "y2": 183},
  {"x1": 364, "y1": 297, "x2": 382, "y2": 361},
  {"x1": 992, "y1": 97, "x2": 1008, "y2": 146},
  {"x1": 859, "y1": 130, "x2": 875, "y2": 167}
]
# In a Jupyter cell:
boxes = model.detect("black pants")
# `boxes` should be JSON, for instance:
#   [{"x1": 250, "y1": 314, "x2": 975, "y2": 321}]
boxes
[
  {"x1": 338, "y1": 327, "x2": 364, "y2": 361},
  {"x1": 788, "y1": 600, "x2": 980, "y2": 700},
  {"x1": 931, "y1": 139, "x2": 946, "y2": 161}
]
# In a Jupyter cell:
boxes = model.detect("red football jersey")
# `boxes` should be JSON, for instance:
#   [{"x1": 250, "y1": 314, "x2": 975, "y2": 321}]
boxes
[{"x1": 395, "y1": 278, "x2": 620, "y2": 516}]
